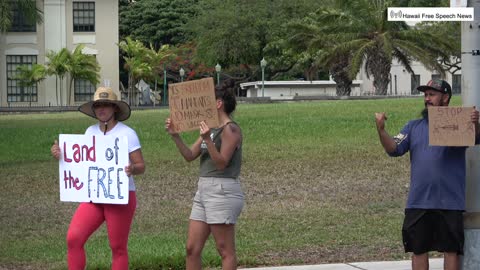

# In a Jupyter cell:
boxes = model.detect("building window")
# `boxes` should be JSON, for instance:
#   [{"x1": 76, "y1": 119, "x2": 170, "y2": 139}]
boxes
[
  {"x1": 411, "y1": 74, "x2": 420, "y2": 95},
  {"x1": 9, "y1": 1, "x2": 36, "y2": 32},
  {"x1": 452, "y1": 74, "x2": 461, "y2": 94},
  {"x1": 6, "y1": 55, "x2": 38, "y2": 102},
  {"x1": 73, "y1": 2, "x2": 95, "y2": 32},
  {"x1": 74, "y1": 79, "x2": 96, "y2": 102}
]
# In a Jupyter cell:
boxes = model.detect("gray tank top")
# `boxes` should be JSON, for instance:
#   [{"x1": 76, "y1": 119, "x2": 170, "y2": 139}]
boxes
[{"x1": 199, "y1": 122, "x2": 242, "y2": 178}]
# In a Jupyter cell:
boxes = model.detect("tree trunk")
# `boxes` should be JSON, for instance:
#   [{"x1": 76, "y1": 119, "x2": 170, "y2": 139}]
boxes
[
  {"x1": 59, "y1": 75, "x2": 64, "y2": 106},
  {"x1": 373, "y1": 73, "x2": 390, "y2": 95},
  {"x1": 154, "y1": 78, "x2": 157, "y2": 107},
  {"x1": 28, "y1": 85, "x2": 32, "y2": 107},
  {"x1": 128, "y1": 73, "x2": 132, "y2": 105},
  {"x1": 304, "y1": 66, "x2": 318, "y2": 81},
  {"x1": 68, "y1": 76, "x2": 74, "y2": 106},
  {"x1": 330, "y1": 56, "x2": 352, "y2": 96},
  {"x1": 368, "y1": 49, "x2": 391, "y2": 95},
  {"x1": 55, "y1": 77, "x2": 59, "y2": 106}
]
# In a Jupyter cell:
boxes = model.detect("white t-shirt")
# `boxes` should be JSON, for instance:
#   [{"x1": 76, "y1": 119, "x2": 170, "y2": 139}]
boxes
[{"x1": 85, "y1": 122, "x2": 141, "y2": 191}]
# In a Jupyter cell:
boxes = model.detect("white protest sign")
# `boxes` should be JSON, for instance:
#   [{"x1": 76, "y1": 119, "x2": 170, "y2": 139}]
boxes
[{"x1": 59, "y1": 134, "x2": 129, "y2": 204}]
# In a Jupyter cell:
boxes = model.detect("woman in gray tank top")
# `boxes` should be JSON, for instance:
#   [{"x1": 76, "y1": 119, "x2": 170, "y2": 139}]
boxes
[{"x1": 165, "y1": 79, "x2": 244, "y2": 270}]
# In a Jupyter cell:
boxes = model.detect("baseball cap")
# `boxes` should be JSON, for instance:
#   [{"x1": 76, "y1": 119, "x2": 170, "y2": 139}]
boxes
[{"x1": 417, "y1": 79, "x2": 452, "y2": 98}]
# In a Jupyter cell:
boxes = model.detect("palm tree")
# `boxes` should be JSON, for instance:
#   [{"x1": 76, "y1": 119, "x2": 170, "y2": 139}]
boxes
[
  {"x1": 289, "y1": 0, "x2": 454, "y2": 95},
  {"x1": 46, "y1": 48, "x2": 70, "y2": 106},
  {"x1": 288, "y1": 19, "x2": 354, "y2": 96},
  {"x1": 119, "y1": 37, "x2": 153, "y2": 105},
  {"x1": 14, "y1": 63, "x2": 46, "y2": 106},
  {"x1": 124, "y1": 57, "x2": 152, "y2": 106},
  {"x1": 66, "y1": 44, "x2": 100, "y2": 105},
  {"x1": 0, "y1": 0, "x2": 43, "y2": 33},
  {"x1": 416, "y1": 21, "x2": 461, "y2": 75},
  {"x1": 146, "y1": 43, "x2": 172, "y2": 103}
]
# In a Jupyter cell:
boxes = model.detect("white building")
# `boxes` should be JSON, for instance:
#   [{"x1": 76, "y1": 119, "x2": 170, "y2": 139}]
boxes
[
  {"x1": 0, "y1": 0, "x2": 119, "y2": 107},
  {"x1": 240, "y1": 80, "x2": 362, "y2": 98},
  {"x1": 353, "y1": 58, "x2": 461, "y2": 96},
  {"x1": 241, "y1": 60, "x2": 461, "y2": 98}
]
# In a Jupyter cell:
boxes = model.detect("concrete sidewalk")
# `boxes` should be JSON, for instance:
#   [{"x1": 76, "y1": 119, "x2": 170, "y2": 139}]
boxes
[{"x1": 242, "y1": 258, "x2": 443, "y2": 270}]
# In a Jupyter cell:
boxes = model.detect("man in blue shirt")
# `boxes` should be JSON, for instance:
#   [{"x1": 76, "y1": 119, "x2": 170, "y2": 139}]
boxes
[{"x1": 375, "y1": 79, "x2": 480, "y2": 270}]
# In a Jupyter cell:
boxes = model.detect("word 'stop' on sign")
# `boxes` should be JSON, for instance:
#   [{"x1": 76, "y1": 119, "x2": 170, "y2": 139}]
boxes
[{"x1": 428, "y1": 106, "x2": 475, "y2": 146}]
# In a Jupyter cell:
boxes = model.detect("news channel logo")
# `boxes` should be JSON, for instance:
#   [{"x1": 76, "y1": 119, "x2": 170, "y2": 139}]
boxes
[
  {"x1": 390, "y1": 9, "x2": 403, "y2": 19},
  {"x1": 387, "y1": 7, "x2": 473, "y2": 21}
]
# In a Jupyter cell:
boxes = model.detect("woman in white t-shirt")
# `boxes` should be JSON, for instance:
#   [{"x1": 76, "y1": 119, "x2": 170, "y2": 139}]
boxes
[{"x1": 51, "y1": 87, "x2": 145, "y2": 270}]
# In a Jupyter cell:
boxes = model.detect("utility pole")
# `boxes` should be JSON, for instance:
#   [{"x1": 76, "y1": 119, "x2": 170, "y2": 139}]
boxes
[{"x1": 461, "y1": 1, "x2": 480, "y2": 269}]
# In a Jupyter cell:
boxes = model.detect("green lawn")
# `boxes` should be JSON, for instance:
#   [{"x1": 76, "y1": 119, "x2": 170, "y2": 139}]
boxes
[{"x1": 0, "y1": 97, "x2": 458, "y2": 269}]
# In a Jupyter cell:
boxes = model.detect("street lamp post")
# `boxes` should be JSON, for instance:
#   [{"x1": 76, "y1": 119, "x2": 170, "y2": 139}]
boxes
[
  {"x1": 163, "y1": 63, "x2": 167, "y2": 106},
  {"x1": 215, "y1": 63, "x2": 221, "y2": 85},
  {"x1": 179, "y1": 67, "x2": 185, "y2": 82},
  {"x1": 260, "y1": 58, "x2": 267, "y2": 97}
]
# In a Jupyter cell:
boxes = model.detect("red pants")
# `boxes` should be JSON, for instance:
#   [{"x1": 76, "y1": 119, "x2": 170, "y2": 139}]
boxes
[{"x1": 66, "y1": 191, "x2": 136, "y2": 270}]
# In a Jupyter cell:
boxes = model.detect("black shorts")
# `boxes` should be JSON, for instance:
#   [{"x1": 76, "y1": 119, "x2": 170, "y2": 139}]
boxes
[{"x1": 402, "y1": 209, "x2": 464, "y2": 255}]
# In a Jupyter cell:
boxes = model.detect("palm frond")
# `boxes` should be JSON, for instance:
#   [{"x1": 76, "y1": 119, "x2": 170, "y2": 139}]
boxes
[
  {"x1": 17, "y1": 0, "x2": 43, "y2": 24},
  {"x1": 69, "y1": 44, "x2": 100, "y2": 85},
  {"x1": 350, "y1": 40, "x2": 377, "y2": 79},
  {"x1": 0, "y1": 0, "x2": 43, "y2": 32},
  {"x1": 15, "y1": 64, "x2": 46, "y2": 87},
  {"x1": 392, "y1": 48, "x2": 415, "y2": 75},
  {"x1": 393, "y1": 39, "x2": 445, "y2": 75},
  {"x1": 0, "y1": 0, "x2": 12, "y2": 33}
]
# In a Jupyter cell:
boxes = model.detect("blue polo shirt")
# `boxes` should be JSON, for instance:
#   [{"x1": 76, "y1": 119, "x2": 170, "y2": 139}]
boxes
[{"x1": 389, "y1": 118, "x2": 477, "y2": 210}]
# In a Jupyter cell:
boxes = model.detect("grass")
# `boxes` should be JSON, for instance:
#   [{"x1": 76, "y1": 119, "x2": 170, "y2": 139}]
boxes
[{"x1": 0, "y1": 97, "x2": 461, "y2": 269}]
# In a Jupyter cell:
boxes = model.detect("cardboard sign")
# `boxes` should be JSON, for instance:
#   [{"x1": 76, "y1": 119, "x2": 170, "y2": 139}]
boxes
[
  {"x1": 59, "y1": 134, "x2": 129, "y2": 204},
  {"x1": 428, "y1": 106, "x2": 475, "y2": 146},
  {"x1": 168, "y1": 77, "x2": 219, "y2": 132}
]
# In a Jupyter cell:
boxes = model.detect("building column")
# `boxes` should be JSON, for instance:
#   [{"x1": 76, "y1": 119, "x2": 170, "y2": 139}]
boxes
[{"x1": 44, "y1": 0, "x2": 66, "y2": 106}]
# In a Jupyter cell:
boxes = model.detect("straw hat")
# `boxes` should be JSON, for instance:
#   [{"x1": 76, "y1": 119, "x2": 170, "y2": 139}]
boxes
[{"x1": 78, "y1": 87, "x2": 131, "y2": 121}]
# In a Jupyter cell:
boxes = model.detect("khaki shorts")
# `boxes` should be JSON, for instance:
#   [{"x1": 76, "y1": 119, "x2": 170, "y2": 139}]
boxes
[{"x1": 190, "y1": 177, "x2": 244, "y2": 224}]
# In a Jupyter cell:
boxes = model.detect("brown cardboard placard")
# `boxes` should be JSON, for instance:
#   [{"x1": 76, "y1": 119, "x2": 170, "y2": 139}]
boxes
[
  {"x1": 168, "y1": 77, "x2": 219, "y2": 133},
  {"x1": 428, "y1": 106, "x2": 475, "y2": 146}
]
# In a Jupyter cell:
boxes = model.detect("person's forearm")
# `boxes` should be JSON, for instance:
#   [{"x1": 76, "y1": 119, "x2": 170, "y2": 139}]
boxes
[
  {"x1": 130, "y1": 162, "x2": 145, "y2": 175},
  {"x1": 377, "y1": 129, "x2": 397, "y2": 154},
  {"x1": 171, "y1": 134, "x2": 196, "y2": 161}
]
